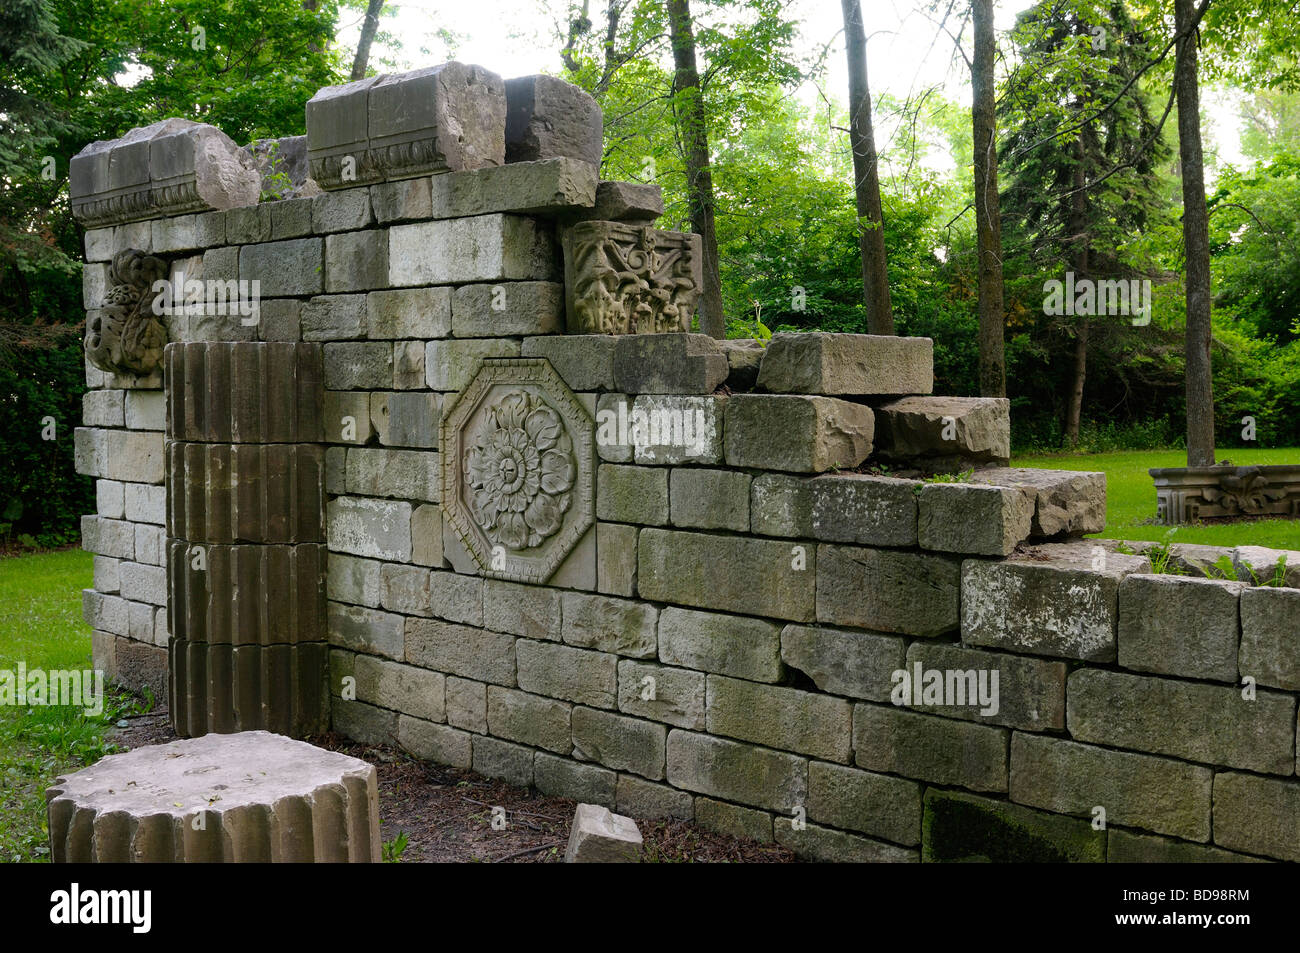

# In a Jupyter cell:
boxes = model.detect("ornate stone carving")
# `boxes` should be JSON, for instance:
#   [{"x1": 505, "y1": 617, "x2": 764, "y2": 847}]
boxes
[
  {"x1": 85, "y1": 249, "x2": 170, "y2": 375},
  {"x1": 1151, "y1": 463, "x2": 1300, "y2": 525},
  {"x1": 563, "y1": 221, "x2": 702, "y2": 334},
  {"x1": 441, "y1": 359, "x2": 594, "y2": 583}
]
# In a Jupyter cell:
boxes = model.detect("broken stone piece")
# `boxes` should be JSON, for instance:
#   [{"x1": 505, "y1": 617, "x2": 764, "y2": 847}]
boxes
[
  {"x1": 756, "y1": 332, "x2": 934, "y2": 396},
  {"x1": 564, "y1": 803, "x2": 643, "y2": 863},
  {"x1": 505, "y1": 74, "x2": 603, "y2": 166}
]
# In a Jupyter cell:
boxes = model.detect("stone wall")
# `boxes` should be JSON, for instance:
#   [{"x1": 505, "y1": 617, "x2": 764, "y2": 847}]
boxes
[{"x1": 72, "y1": 63, "x2": 1300, "y2": 863}]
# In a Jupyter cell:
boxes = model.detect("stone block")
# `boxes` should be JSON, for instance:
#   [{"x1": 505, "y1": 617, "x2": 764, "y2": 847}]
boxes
[
  {"x1": 665, "y1": 730, "x2": 806, "y2": 813},
  {"x1": 1232, "y1": 545, "x2": 1300, "y2": 588},
  {"x1": 724, "y1": 395, "x2": 873, "y2": 473},
  {"x1": 656, "y1": 606, "x2": 783, "y2": 683},
  {"x1": 370, "y1": 392, "x2": 440, "y2": 448},
  {"x1": 817, "y1": 544, "x2": 959, "y2": 636},
  {"x1": 574, "y1": 180, "x2": 663, "y2": 224},
  {"x1": 1118, "y1": 574, "x2": 1245, "y2": 682},
  {"x1": 612, "y1": 333, "x2": 728, "y2": 395},
  {"x1": 426, "y1": 571, "x2": 483, "y2": 626},
  {"x1": 515, "y1": 639, "x2": 616, "y2": 708},
  {"x1": 874, "y1": 396, "x2": 1010, "y2": 466},
  {"x1": 451, "y1": 281, "x2": 564, "y2": 337},
  {"x1": 596, "y1": 464, "x2": 668, "y2": 526},
  {"x1": 1240, "y1": 587, "x2": 1300, "y2": 690},
  {"x1": 430, "y1": 158, "x2": 597, "y2": 219},
  {"x1": 707, "y1": 676, "x2": 852, "y2": 763},
  {"x1": 397, "y1": 715, "x2": 473, "y2": 768},
  {"x1": 535, "y1": 754, "x2": 616, "y2": 806},
  {"x1": 96, "y1": 480, "x2": 125, "y2": 520},
  {"x1": 903, "y1": 642, "x2": 1066, "y2": 732},
  {"x1": 367, "y1": 286, "x2": 451, "y2": 339},
  {"x1": 616, "y1": 775, "x2": 693, "y2": 821},
  {"x1": 779, "y1": 624, "x2": 905, "y2": 702},
  {"x1": 639, "y1": 529, "x2": 816, "y2": 623},
  {"x1": 632, "y1": 395, "x2": 725, "y2": 465},
  {"x1": 93, "y1": 556, "x2": 121, "y2": 594},
  {"x1": 486, "y1": 686, "x2": 571, "y2": 753},
  {"x1": 564, "y1": 803, "x2": 642, "y2": 863},
  {"x1": 46, "y1": 731, "x2": 378, "y2": 862},
  {"x1": 809, "y1": 761, "x2": 922, "y2": 846},
  {"x1": 302, "y1": 294, "x2": 367, "y2": 341},
  {"x1": 853, "y1": 704, "x2": 1008, "y2": 793},
  {"x1": 328, "y1": 603, "x2": 404, "y2": 660},
  {"x1": 751, "y1": 473, "x2": 921, "y2": 548},
  {"x1": 257, "y1": 299, "x2": 303, "y2": 341},
  {"x1": 695, "y1": 798, "x2": 773, "y2": 843},
  {"x1": 481, "y1": 579, "x2": 561, "y2": 641},
  {"x1": 119, "y1": 562, "x2": 166, "y2": 606},
  {"x1": 306, "y1": 63, "x2": 505, "y2": 189},
  {"x1": 472, "y1": 736, "x2": 534, "y2": 787},
  {"x1": 378, "y1": 563, "x2": 432, "y2": 616},
  {"x1": 572, "y1": 707, "x2": 667, "y2": 780},
  {"x1": 238, "y1": 238, "x2": 323, "y2": 297},
  {"x1": 446, "y1": 677, "x2": 487, "y2": 733},
  {"x1": 312, "y1": 188, "x2": 373, "y2": 232},
  {"x1": 354, "y1": 655, "x2": 445, "y2": 722},
  {"x1": 424, "y1": 338, "x2": 520, "y2": 391},
  {"x1": 327, "y1": 497, "x2": 413, "y2": 561},
  {"x1": 1066, "y1": 668, "x2": 1296, "y2": 775},
  {"x1": 327, "y1": 554, "x2": 382, "y2": 608},
  {"x1": 83, "y1": 390, "x2": 124, "y2": 427},
  {"x1": 390, "y1": 215, "x2": 557, "y2": 286},
  {"x1": 505, "y1": 75, "x2": 603, "y2": 165},
  {"x1": 757, "y1": 332, "x2": 933, "y2": 396},
  {"x1": 267, "y1": 197, "x2": 314, "y2": 239},
  {"x1": 670, "y1": 468, "x2": 749, "y2": 531},
  {"x1": 326, "y1": 229, "x2": 388, "y2": 292},
  {"x1": 324, "y1": 342, "x2": 393, "y2": 390},
  {"x1": 1010, "y1": 732, "x2": 1212, "y2": 842},
  {"x1": 969, "y1": 467, "x2": 1107, "y2": 537},
  {"x1": 393, "y1": 340, "x2": 425, "y2": 390},
  {"x1": 775, "y1": 821, "x2": 918, "y2": 863},
  {"x1": 371, "y1": 176, "x2": 432, "y2": 224},
  {"x1": 561, "y1": 591, "x2": 656, "y2": 657},
  {"x1": 83, "y1": 589, "x2": 129, "y2": 636},
  {"x1": 411, "y1": 504, "x2": 443, "y2": 567},
  {"x1": 521, "y1": 334, "x2": 617, "y2": 391},
  {"x1": 345, "y1": 447, "x2": 439, "y2": 501},
  {"x1": 1106, "y1": 828, "x2": 1264, "y2": 863},
  {"x1": 124, "y1": 391, "x2": 166, "y2": 430},
  {"x1": 596, "y1": 522, "x2": 637, "y2": 597},
  {"x1": 405, "y1": 619, "x2": 516, "y2": 686},
  {"x1": 918, "y1": 482, "x2": 1034, "y2": 556},
  {"x1": 922, "y1": 789, "x2": 1105, "y2": 863},
  {"x1": 226, "y1": 205, "x2": 271, "y2": 244},
  {"x1": 1212, "y1": 772, "x2": 1300, "y2": 862},
  {"x1": 617, "y1": 659, "x2": 706, "y2": 730}
]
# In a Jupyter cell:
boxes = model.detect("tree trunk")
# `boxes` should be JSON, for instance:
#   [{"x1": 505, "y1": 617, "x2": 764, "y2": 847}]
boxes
[
  {"x1": 1175, "y1": 0, "x2": 1215, "y2": 467},
  {"x1": 841, "y1": 0, "x2": 894, "y2": 335},
  {"x1": 350, "y1": 0, "x2": 385, "y2": 81},
  {"x1": 1064, "y1": 125, "x2": 1089, "y2": 447},
  {"x1": 667, "y1": 0, "x2": 725, "y2": 338},
  {"x1": 971, "y1": 0, "x2": 1006, "y2": 397}
]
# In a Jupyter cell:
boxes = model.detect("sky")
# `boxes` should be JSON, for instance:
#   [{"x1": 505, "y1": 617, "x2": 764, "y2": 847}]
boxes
[{"x1": 336, "y1": 0, "x2": 1246, "y2": 170}]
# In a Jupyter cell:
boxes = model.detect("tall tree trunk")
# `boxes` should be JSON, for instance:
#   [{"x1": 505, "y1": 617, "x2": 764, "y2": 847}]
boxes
[
  {"x1": 350, "y1": 0, "x2": 385, "y2": 81},
  {"x1": 841, "y1": 0, "x2": 894, "y2": 335},
  {"x1": 1065, "y1": 124, "x2": 1090, "y2": 447},
  {"x1": 971, "y1": 0, "x2": 1006, "y2": 397},
  {"x1": 1175, "y1": 0, "x2": 1215, "y2": 466},
  {"x1": 667, "y1": 0, "x2": 725, "y2": 338}
]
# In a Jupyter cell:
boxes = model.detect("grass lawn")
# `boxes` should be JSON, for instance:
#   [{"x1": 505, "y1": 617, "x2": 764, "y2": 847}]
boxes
[
  {"x1": 1013, "y1": 447, "x2": 1300, "y2": 549},
  {"x1": 0, "y1": 548, "x2": 145, "y2": 863}
]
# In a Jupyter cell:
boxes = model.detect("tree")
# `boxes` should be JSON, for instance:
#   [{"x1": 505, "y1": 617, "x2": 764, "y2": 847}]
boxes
[
  {"x1": 971, "y1": 0, "x2": 1006, "y2": 397},
  {"x1": 666, "y1": 0, "x2": 725, "y2": 337},
  {"x1": 350, "y1": 0, "x2": 386, "y2": 80},
  {"x1": 841, "y1": 0, "x2": 893, "y2": 334},
  {"x1": 1175, "y1": 0, "x2": 1214, "y2": 466}
]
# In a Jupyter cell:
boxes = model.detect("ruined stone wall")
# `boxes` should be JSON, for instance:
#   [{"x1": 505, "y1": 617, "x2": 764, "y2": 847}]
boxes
[{"x1": 72, "y1": 65, "x2": 1300, "y2": 863}]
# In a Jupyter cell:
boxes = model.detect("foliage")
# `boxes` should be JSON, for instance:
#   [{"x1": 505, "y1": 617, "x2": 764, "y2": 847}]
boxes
[{"x1": 382, "y1": 830, "x2": 409, "y2": 862}]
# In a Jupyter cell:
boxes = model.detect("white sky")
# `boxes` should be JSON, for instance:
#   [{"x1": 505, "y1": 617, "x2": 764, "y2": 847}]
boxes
[{"x1": 338, "y1": 0, "x2": 1245, "y2": 167}]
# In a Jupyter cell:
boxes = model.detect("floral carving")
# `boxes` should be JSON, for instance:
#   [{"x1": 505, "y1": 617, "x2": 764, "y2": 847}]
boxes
[
  {"x1": 465, "y1": 391, "x2": 576, "y2": 550},
  {"x1": 85, "y1": 248, "x2": 170, "y2": 375},
  {"x1": 567, "y1": 221, "x2": 699, "y2": 335}
]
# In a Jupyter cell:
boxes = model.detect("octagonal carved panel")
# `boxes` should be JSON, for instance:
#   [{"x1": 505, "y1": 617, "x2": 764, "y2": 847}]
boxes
[{"x1": 440, "y1": 358, "x2": 594, "y2": 583}]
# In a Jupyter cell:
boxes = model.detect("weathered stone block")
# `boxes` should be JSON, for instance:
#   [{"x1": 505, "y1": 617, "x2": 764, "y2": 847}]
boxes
[
  {"x1": 775, "y1": 821, "x2": 918, "y2": 863},
  {"x1": 410, "y1": 503, "x2": 443, "y2": 568},
  {"x1": 481, "y1": 579, "x2": 561, "y2": 641},
  {"x1": 124, "y1": 391, "x2": 165, "y2": 430},
  {"x1": 724, "y1": 395, "x2": 873, "y2": 473},
  {"x1": 378, "y1": 563, "x2": 431, "y2": 617},
  {"x1": 969, "y1": 467, "x2": 1107, "y2": 536},
  {"x1": 451, "y1": 281, "x2": 564, "y2": 337},
  {"x1": 918, "y1": 483, "x2": 1034, "y2": 556},
  {"x1": 903, "y1": 641, "x2": 1066, "y2": 732},
  {"x1": 572, "y1": 707, "x2": 667, "y2": 780},
  {"x1": 596, "y1": 522, "x2": 637, "y2": 597},
  {"x1": 96, "y1": 480, "x2": 125, "y2": 520},
  {"x1": 564, "y1": 803, "x2": 642, "y2": 863},
  {"x1": 390, "y1": 215, "x2": 557, "y2": 286},
  {"x1": 424, "y1": 338, "x2": 521, "y2": 391},
  {"x1": 521, "y1": 334, "x2": 617, "y2": 391},
  {"x1": 370, "y1": 176, "x2": 432, "y2": 224},
  {"x1": 392, "y1": 340, "x2": 425, "y2": 390},
  {"x1": 695, "y1": 798, "x2": 773, "y2": 843},
  {"x1": 328, "y1": 603, "x2": 404, "y2": 660},
  {"x1": 707, "y1": 676, "x2": 852, "y2": 763},
  {"x1": 817, "y1": 545, "x2": 959, "y2": 636},
  {"x1": 323, "y1": 391, "x2": 372, "y2": 444},
  {"x1": 446, "y1": 676, "x2": 487, "y2": 733},
  {"x1": 874, "y1": 396, "x2": 1009, "y2": 466},
  {"x1": 535, "y1": 754, "x2": 616, "y2": 806},
  {"x1": 369, "y1": 392, "x2": 439, "y2": 449},
  {"x1": 756, "y1": 332, "x2": 933, "y2": 396},
  {"x1": 326, "y1": 229, "x2": 388, "y2": 292},
  {"x1": 405, "y1": 619, "x2": 516, "y2": 686},
  {"x1": 426, "y1": 571, "x2": 483, "y2": 626},
  {"x1": 257, "y1": 299, "x2": 303, "y2": 341},
  {"x1": 561, "y1": 591, "x2": 657, "y2": 657},
  {"x1": 657, "y1": 605, "x2": 786, "y2": 683},
  {"x1": 83, "y1": 390, "x2": 125, "y2": 427},
  {"x1": 1010, "y1": 732, "x2": 1212, "y2": 842},
  {"x1": 923, "y1": 789, "x2": 1105, "y2": 863},
  {"x1": 430, "y1": 158, "x2": 597, "y2": 219},
  {"x1": 1212, "y1": 772, "x2": 1300, "y2": 862},
  {"x1": 1232, "y1": 545, "x2": 1300, "y2": 588},
  {"x1": 326, "y1": 554, "x2": 382, "y2": 608},
  {"x1": 367, "y1": 286, "x2": 451, "y2": 339},
  {"x1": 1106, "y1": 828, "x2": 1263, "y2": 863},
  {"x1": 398, "y1": 715, "x2": 473, "y2": 768},
  {"x1": 666, "y1": 730, "x2": 807, "y2": 813},
  {"x1": 93, "y1": 556, "x2": 121, "y2": 594},
  {"x1": 83, "y1": 589, "x2": 129, "y2": 636},
  {"x1": 780, "y1": 624, "x2": 905, "y2": 702},
  {"x1": 472, "y1": 735, "x2": 533, "y2": 787},
  {"x1": 640, "y1": 530, "x2": 815, "y2": 622},
  {"x1": 327, "y1": 496, "x2": 413, "y2": 561},
  {"x1": 596, "y1": 464, "x2": 668, "y2": 526},
  {"x1": 302, "y1": 294, "x2": 367, "y2": 341},
  {"x1": 354, "y1": 655, "x2": 445, "y2": 723},
  {"x1": 1118, "y1": 574, "x2": 1245, "y2": 682},
  {"x1": 324, "y1": 342, "x2": 393, "y2": 390},
  {"x1": 516, "y1": 639, "x2": 617, "y2": 708},
  {"x1": 617, "y1": 659, "x2": 706, "y2": 730},
  {"x1": 574, "y1": 180, "x2": 663, "y2": 225},
  {"x1": 809, "y1": 761, "x2": 922, "y2": 846},
  {"x1": 486, "y1": 686, "x2": 571, "y2": 753},
  {"x1": 612, "y1": 333, "x2": 728, "y2": 395},
  {"x1": 505, "y1": 75, "x2": 602, "y2": 165},
  {"x1": 670, "y1": 468, "x2": 749, "y2": 532},
  {"x1": 238, "y1": 238, "x2": 323, "y2": 297},
  {"x1": 1066, "y1": 668, "x2": 1296, "y2": 774},
  {"x1": 1240, "y1": 587, "x2": 1300, "y2": 691},
  {"x1": 345, "y1": 447, "x2": 439, "y2": 502},
  {"x1": 853, "y1": 704, "x2": 1008, "y2": 793}
]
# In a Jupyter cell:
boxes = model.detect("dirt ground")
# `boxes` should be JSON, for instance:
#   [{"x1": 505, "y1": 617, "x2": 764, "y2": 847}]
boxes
[{"x1": 109, "y1": 708, "x2": 797, "y2": 863}]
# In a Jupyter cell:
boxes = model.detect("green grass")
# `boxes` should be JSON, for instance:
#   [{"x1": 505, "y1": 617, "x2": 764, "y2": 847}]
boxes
[
  {"x1": 1012, "y1": 447, "x2": 1300, "y2": 549},
  {"x1": 0, "y1": 548, "x2": 147, "y2": 863}
]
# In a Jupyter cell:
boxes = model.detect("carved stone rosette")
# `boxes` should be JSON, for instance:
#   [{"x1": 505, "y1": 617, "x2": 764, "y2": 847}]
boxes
[
  {"x1": 84, "y1": 249, "x2": 170, "y2": 376},
  {"x1": 1151, "y1": 464, "x2": 1300, "y2": 525},
  {"x1": 440, "y1": 359, "x2": 594, "y2": 583},
  {"x1": 563, "y1": 221, "x2": 703, "y2": 335}
]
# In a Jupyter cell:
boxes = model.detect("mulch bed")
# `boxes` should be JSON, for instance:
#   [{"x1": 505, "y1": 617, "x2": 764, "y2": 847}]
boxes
[{"x1": 108, "y1": 710, "x2": 797, "y2": 864}]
